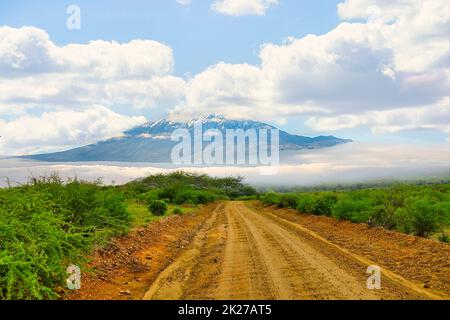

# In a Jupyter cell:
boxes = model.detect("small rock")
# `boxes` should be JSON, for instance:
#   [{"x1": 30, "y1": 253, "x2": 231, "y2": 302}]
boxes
[{"x1": 119, "y1": 290, "x2": 131, "y2": 295}]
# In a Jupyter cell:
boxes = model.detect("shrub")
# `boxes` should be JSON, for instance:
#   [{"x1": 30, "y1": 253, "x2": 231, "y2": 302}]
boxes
[
  {"x1": 296, "y1": 196, "x2": 315, "y2": 213},
  {"x1": 140, "y1": 189, "x2": 161, "y2": 205},
  {"x1": 127, "y1": 171, "x2": 254, "y2": 201},
  {"x1": 237, "y1": 195, "x2": 259, "y2": 201},
  {"x1": 0, "y1": 176, "x2": 131, "y2": 300},
  {"x1": 311, "y1": 193, "x2": 338, "y2": 216},
  {"x1": 391, "y1": 207, "x2": 414, "y2": 234},
  {"x1": 331, "y1": 197, "x2": 372, "y2": 223},
  {"x1": 438, "y1": 233, "x2": 449, "y2": 243},
  {"x1": 173, "y1": 190, "x2": 197, "y2": 205},
  {"x1": 260, "y1": 192, "x2": 281, "y2": 206},
  {"x1": 261, "y1": 183, "x2": 450, "y2": 239},
  {"x1": 148, "y1": 200, "x2": 168, "y2": 216},
  {"x1": 195, "y1": 191, "x2": 217, "y2": 204},
  {"x1": 407, "y1": 198, "x2": 440, "y2": 237},
  {"x1": 278, "y1": 194, "x2": 299, "y2": 209},
  {"x1": 173, "y1": 208, "x2": 183, "y2": 215}
]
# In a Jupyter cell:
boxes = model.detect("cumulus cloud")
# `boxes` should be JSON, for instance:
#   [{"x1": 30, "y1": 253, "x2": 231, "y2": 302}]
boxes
[
  {"x1": 212, "y1": 0, "x2": 278, "y2": 16},
  {"x1": 258, "y1": 24, "x2": 448, "y2": 112},
  {"x1": 0, "y1": 105, "x2": 146, "y2": 155},
  {"x1": 172, "y1": 0, "x2": 449, "y2": 134},
  {"x1": 0, "y1": 26, "x2": 185, "y2": 111},
  {"x1": 0, "y1": 26, "x2": 174, "y2": 78},
  {"x1": 306, "y1": 98, "x2": 450, "y2": 134},
  {"x1": 337, "y1": 0, "x2": 445, "y2": 21}
]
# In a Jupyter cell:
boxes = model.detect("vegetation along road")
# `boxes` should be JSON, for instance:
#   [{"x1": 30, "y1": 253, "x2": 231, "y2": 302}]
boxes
[{"x1": 3, "y1": 173, "x2": 448, "y2": 300}]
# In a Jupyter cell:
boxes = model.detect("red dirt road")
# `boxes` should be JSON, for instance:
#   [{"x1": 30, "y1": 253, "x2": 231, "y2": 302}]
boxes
[
  {"x1": 69, "y1": 201, "x2": 450, "y2": 300},
  {"x1": 143, "y1": 202, "x2": 449, "y2": 300}
]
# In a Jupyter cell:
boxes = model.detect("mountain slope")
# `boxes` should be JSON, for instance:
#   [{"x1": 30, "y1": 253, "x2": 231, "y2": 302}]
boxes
[{"x1": 23, "y1": 115, "x2": 352, "y2": 162}]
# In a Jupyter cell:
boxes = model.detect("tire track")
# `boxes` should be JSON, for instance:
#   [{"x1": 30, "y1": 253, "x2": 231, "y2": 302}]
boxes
[{"x1": 142, "y1": 201, "x2": 441, "y2": 300}]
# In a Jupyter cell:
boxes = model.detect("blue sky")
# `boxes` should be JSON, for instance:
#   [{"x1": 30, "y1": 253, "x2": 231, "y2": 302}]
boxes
[
  {"x1": 0, "y1": 0, "x2": 448, "y2": 155},
  {"x1": 0, "y1": 0, "x2": 341, "y2": 76}
]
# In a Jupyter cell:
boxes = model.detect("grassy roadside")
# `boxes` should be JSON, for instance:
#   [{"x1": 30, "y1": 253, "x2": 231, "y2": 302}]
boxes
[{"x1": 127, "y1": 200, "x2": 199, "y2": 228}]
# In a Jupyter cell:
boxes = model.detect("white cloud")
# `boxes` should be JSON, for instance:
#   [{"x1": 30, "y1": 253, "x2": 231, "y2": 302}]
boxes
[
  {"x1": 0, "y1": 26, "x2": 185, "y2": 111},
  {"x1": 169, "y1": 61, "x2": 330, "y2": 121},
  {"x1": 58, "y1": 40, "x2": 174, "y2": 79},
  {"x1": 171, "y1": 62, "x2": 268, "y2": 119},
  {"x1": 306, "y1": 98, "x2": 450, "y2": 134},
  {"x1": 338, "y1": 0, "x2": 412, "y2": 20},
  {"x1": 0, "y1": 105, "x2": 146, "y2": 155},
  {"x1": 173, "y1": 0, "x2": 449, "y2": 133},
  {"x1": 337, "y1": 0, "x2": 450, "y2": 74},
  {"x1": 176, "y1": 0, "x2": 191, "y2": 5},
  {"x1": 258, "y1": 23, "x2": 448, "y2": 112},
  {"x1": 212, "y1": 0, "x2": 278, "y2": 16},
  {"x1": 1, "y1": 142, "x2": 448, "y2": 187},
  {"x1": 0, "y1": 26, "x2": 56, "y2": 75},
  {"x1": 0, "y1": 26, "x2": 174, "y2": 78}
]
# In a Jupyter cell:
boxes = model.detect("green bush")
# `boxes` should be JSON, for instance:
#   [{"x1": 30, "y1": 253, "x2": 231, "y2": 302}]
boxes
[
  {"x1": 173, "y1": 189, "x2": 218, "y2": 205},
  {"x1": 0, "y1": 176, "x2": 131, "y2": 300},
  {"x1": 148, "y1": 200, "x2": 168, "y2": 216},
  {"x1": 261, "y1": 183, "x2": 450, "y2": 238},
  {"x1": 438, "y1": 233, "x2": 449, "y2": 243},
  {"x1": 173, "y1": 208, "x2": 183, "y2": 215},
  {"x1": 131, "y1": 171, "x2": 255, "y2": 200},
  {"x1": 237, "y1": 195, "x2": 259, "y2": 201},
  {"x1": 260, "y1": 192, "x2": 281, "y2": 206},
  {"x1": 406, "y1": 198, "x2": 440, "y2": 237},
  {"x1": 173, "y1": 190, "x2": 196, "y2": 205},
  {"x1": 391, "y1": 207, "x2": 414, "y2": 234},
  {"x1": 312, "y1": 193, "x2": 338, "y2": 216},
  {"x1": 140, "y1": 189, "x2": 161, "y2": 205},
  {"x1": 278, "y1": 194, "x2": 299, "y2": 209},
  {"x1": 196, "y1": 191, "x2": 218, "y2": 204},
  {"x1": 296, "y1": 195, "x2": 315, "y2": 213},
  {"x1": 332, "y1": 198, "x2": 372, "y2": 222}
]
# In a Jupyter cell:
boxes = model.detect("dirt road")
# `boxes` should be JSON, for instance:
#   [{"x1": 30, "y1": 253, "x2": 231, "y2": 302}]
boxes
[{"x1": 143, "y1": 202, "x2": 449, "y2": 300}]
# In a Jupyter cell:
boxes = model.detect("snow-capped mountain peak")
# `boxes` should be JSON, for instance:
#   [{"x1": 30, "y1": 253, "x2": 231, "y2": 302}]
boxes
[{"x1": 24, "y1": 115, "x2": 352, "y2": 162}]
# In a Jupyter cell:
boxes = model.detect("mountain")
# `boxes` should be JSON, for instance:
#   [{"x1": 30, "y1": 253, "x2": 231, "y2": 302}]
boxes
[{"x1": 22, "y1": 115, "x2": 352, "y2": 162}]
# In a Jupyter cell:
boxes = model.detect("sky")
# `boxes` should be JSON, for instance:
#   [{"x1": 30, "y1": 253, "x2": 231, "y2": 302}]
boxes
[
  {"x1": 0, "y1": 0, "x2": 342, "y2": 76},
  {"x1": 0, "y1": 0, "x2": 449, "y2": 156}
]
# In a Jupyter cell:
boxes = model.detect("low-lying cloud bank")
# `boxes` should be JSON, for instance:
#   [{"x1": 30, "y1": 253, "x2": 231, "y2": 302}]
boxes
[{"x1": 1, "y1": 143, "x2": 448, "y2": 187}]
